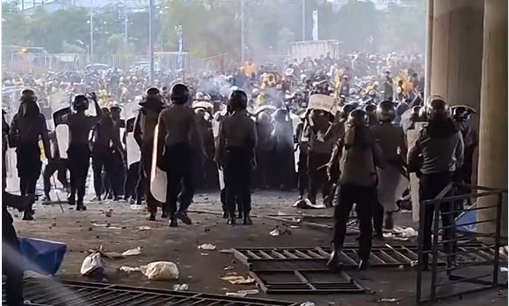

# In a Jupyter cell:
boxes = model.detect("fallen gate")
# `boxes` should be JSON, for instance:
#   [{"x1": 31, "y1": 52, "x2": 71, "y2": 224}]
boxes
[
  {"x1": 265, "y1": 215, "x2": 359, "y2": 235},
  {"x1": 248, "y1": 265, "x2": 366, "y2": 295},
  {"x1": 232, "y1": 243, "x2": 508, "y2": 269},
  {"x1": 3, "y1": 278, "x2": 300, "y2": 306}
]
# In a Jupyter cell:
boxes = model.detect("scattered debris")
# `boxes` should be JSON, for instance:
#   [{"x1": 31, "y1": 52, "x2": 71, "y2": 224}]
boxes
[
  {"x1": 198, "y1": 243, "x2": 217, "y2": 251},
  {"x1": 378, "y1": 298, "x2": 400, "y2": 303},
  {"x1": 224, "y1": 266, "x2": 234, "y2": 271},
  {"x1": 219, "y1": 249, "x2": 233, "y2": 254},
  {"x1": 136, "y1": 226, "x2": 151, "y2": 231},
  {"x1": 104, "y1": 209, "x2": 113, "y2": 217},
  {"x1": 90, "y1": 223, "x2": 122, "y2": 230},
  {"x1": 172, "y1": 283, "x2": 189, "y2": 291},
  {"x1": 119, "y1": 266, "x2": 139, "y2": 273},
  {"x1": 225, "y1": 289, "x2": 259, "y2": 297},
  {"x1": 500, "y1": 267, "x2": 508, "y2": 272},
  {"x1": 220, "y1": 275, "x2": 256, "y2": 285},
  {"x1": 80, "y1": 252, "x2": 106, "y2": 276},
  {"x1": 130, "y1": 204, "x2": 143, "y2": 210},
  {"x1": 121, "y1": 247, "x2": 142, "y2": 256},
  {"x1": 269, "y1": 225, "x2": 291, "y2": 236},
  {"x1": 383, "y1": 226, "x2": 418, "y2": 240},
  {"x1": 300, "y1": 302, "x2": 316, "y2": 306}
]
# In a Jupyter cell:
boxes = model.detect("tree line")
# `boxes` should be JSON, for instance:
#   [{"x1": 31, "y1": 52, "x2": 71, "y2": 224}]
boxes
[{"x1": 2, "y1": 0, "x2": 426, "y2": 60}]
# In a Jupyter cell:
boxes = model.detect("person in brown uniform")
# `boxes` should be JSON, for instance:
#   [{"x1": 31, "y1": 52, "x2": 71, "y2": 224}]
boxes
[
  {"x1": 372, "y1": 100, "x2": 407, "y2": 235},
  {"x1": 9, "y1": 89, "x2": 51, "y2": 220},
  {"x1": 158, "y1": 84, "x2": 206, "y2": 227},
  {"x1": 62, "y1": 93, "x2": 102, "y2": 210},
  {"x1": 215, "y1": 90, "x2": 258, "y2": 225},
  {"x1": 305, "y1": 109, "x2": 336, "y2": 207},
  {"x1": 328, "y1": 109, "x2": 384, "y2": 270},
  {"x1": 133, "y1": 87, "x2": 165, "y2": 220}
]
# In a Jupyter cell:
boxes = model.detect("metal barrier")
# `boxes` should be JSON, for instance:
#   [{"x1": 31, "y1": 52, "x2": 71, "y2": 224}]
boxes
[{"x1": 416, "y1": 182, "x2": 507, "y2": 304}]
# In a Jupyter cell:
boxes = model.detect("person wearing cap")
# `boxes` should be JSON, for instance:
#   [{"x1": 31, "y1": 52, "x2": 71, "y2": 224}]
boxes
[
  {"x1": 133, "y1": 87, "x2": 165, "y2": 221},
  {"x1": 407, "y1": 95, "x2": 464, "y2": 270},
  {"x1": 158, "y1": 83, "x2": 206, "y2": 227}
]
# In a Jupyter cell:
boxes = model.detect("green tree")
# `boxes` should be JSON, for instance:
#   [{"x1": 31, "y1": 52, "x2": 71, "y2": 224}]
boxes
[{"x1": 2, "y1": 2, "x2": 30, "y2": 45}]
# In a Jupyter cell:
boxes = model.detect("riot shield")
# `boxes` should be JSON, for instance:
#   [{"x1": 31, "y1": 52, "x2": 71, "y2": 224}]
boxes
[
  {"x1": 53, "y1": 107, "x2": 71, "y2": 159},
  {"x1": 125, "y1": 117, "x2": 141, "y2": 168},
  {"x1": 150, "y1": 123, "x2": 167, "y2": 203}
]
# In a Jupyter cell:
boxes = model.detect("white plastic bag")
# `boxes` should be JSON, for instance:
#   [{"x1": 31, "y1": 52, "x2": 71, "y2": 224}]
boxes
[
  {"x1": 80, "y1": 252, "x2": 105, "y2": 276},
  {"x1": 139, "y1": 261, "x2": 179, "y2": 280}
]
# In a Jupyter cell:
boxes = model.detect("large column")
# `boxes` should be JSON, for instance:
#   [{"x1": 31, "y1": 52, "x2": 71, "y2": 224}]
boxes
[
  {"x1": 477, "y1": 0, "x2": 508, "y2": 237},
  {"x1": 428, "y1": 0, "x2": 484, "y2": 107}
]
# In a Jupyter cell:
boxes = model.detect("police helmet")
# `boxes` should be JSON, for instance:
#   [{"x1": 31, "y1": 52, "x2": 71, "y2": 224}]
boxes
[
  {"x1": 20, "y1": 89, "x2": 37, "y2": 103},
  {"x1": 273, "y1": 108, "x2": 288, "y2": 121},
  {"x1": 347, "y1": 109, "x2": 368, "y2": 127},
  {"x1": 363, "y1": 102, "x2": 377, "y2": 115},
  {"x1": 73, "y1": 94, "x2": 89, "y2": 110},
  {"x1": 424, "y1": 95, "x2": 451, "y2": 121},
  {"x1": 170, "y1": 83, "x2": 189, "y2": 105},
  {"x1": 109, "y1": 102, "x2": 121, "y2": 112},
  {"x1": 228, "y1": 90, "x2": 248, "y2": 111},
  {"x1": 377, "y1": 100, "x2": 397, "y2": 122},
  {"x1": 340, "y1": 102, "x2": 360, "y2": 119},
  {"x1": 146, "y1": 87, "x2": 161, "y2": 98},
  {"x1": 451, "y1": 105, "x2": 476, "y2": 122},
  {"x1": 195, "y1": 92, "x2": 204, "y2": 101}
]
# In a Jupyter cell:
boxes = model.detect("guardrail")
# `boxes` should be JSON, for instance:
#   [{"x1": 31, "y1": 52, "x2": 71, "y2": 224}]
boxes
[{"x1": 415, "y1": 182, "x2": 507, "y2": 304}]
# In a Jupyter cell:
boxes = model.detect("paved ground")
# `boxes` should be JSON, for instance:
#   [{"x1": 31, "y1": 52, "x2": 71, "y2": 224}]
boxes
[{"x1": 12, "y1": 190, "x2": 508, "y2": 306}]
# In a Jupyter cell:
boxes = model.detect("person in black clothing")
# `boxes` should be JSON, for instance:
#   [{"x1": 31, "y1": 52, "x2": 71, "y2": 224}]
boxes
[
  {"x1": 3, "y1": 109, "x2": 30, "y2": 306},
  {"x1": 407, "y1": 95, "x2": 464, "y2": 270}
]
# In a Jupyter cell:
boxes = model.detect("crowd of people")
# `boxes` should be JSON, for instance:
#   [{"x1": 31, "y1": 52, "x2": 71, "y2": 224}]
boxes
[{"x1": 2, "y1": 52, "x2": 477, "y2": 305}]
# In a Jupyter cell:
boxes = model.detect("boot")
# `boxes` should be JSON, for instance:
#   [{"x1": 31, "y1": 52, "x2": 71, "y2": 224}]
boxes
[
  {"x1": 243, "y1": 212, "x2": 253, "y2": 225},
  {"x1": 22, "y1": 210, "x2": 34, "y2": 221},
  {"x1": 384, "y1": 212, "x2": 394, "y2": 230},
  {"x1": 227, "y1": 209, "x2": 236, "y2": 225},
  {"x1": 358, "y1": 257, "x2": 370, "y2": 270},
  {"x1": 42, "y1": 194, "x2": 51, "y2": 205},
  {"x1": 176, "y1": 210, "x2": 192, "y2": 225},
  {"x1": 222, "y1": 211, "x2": 229, "y2": 218},
  {"x1": 327, "y1": 244, "x2": 341, "y2": 269},
  {"x1": 76, "y1": 203, "x2": 87, "y2": 211},
  {"x1": 169, "y1": 215, "x2": 178, "y2": 227},
  {"x1": 147, "y1": 213, "x2": 156, "y2": 221}
]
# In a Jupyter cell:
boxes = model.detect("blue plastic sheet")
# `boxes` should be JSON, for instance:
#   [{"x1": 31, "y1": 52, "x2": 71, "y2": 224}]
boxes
[
  {"x1": 455, "y1": 210, "x2": 477, "y2": 235},
  {"x1": 19, "y1": 237, "x2": 67, "y2": 275}
]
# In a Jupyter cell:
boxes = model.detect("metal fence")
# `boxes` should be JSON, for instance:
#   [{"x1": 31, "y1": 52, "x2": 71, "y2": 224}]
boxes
[
  {"x1": 2, "y1": 53, "x2": 233, "y2": 74},
  {"x1": 416, "y1": 182, "x2": 507, "y2": 304}
]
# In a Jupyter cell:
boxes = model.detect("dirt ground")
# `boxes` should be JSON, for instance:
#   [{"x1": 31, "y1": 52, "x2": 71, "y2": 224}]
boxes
[{"x1": 12, "y1": 190, "x2": 508, "y2": 306}]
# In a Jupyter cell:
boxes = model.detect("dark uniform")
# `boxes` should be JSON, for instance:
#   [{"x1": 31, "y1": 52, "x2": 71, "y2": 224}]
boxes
[
  {"x1": 295, "y1": 115, "x2": 308, "y2": 198},
  {"x1": 372, "y1": 100, "x2": 407, "y2": 234},
  {"x1": 328, "y1": 109, "x2": 384, "y2": 270},
  {"x1": 3, "y1": 110, "x2": 27, "y2": 306},
  {"x1": 407, "y1": 96, "x2": 464, "y2": 270},
  {"x1": 134, "y1": 88, "x2": 165, "y2": 220},
  {"x1": 9, "y1": 89, "x2": 51, "y2": 220},
  {"x1": 215, "y1": 90, "x2": 258, "y2": 225},
  {"x1": 91, "y1": 108, "x2": 117, "y2": 200},
  {"x1": 63, "y1": 93, "x2": 102, "y2": 210},
  {"x1": 158, "y1": 84, "x2": 206, "y2": 227},
  {"x1": 42, "y1": 130, "x2": 70, "y2": 202}
]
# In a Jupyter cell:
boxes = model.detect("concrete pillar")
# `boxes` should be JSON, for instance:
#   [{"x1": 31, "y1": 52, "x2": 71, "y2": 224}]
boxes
[
  {"x1": 477, "y1": 0, "x2": 508, "y2": 237},
  {"x1": 428, "y1": 0, "x2": 484, "y2": 107}
]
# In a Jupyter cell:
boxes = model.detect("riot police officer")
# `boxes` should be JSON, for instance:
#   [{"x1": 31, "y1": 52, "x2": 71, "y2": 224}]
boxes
[
  {"x1": 328, "y1": 109, "x2": 384, "y2": 270},
  {"x1": 158, "y1": 84, "x2": 206, "y2": 227},
  {"x1": 134, "y1": 87, "x2": 165, "y2": 220},
  {"x1": 9, "y1": 89, "x2": 51, "y2": 220},
  {"x1": 64, "y1": 93, "x2": 102, "y2": 210},
  {"x1": 372, "y1": 101, "x2": 407, "y2": 235},
  {"x1": 215, "y1": 90, "x2": 258, "y2": 225},
  {"x1": 407, "y1": 95, "x2": 464, "y2": 270}
]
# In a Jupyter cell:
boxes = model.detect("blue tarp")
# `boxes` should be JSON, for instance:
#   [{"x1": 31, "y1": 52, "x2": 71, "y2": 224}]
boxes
[
  {"x1": 455, "y1": 210, "x2": 477, "y2": 235},
  {"x1": 19, "y1": 237, "x2": 67, "y2": 275}
]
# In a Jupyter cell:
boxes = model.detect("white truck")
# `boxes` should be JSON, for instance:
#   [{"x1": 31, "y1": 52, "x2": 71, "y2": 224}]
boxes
[{"x1": 289, "y1": 40, "x2": 341, "y2": 61}]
